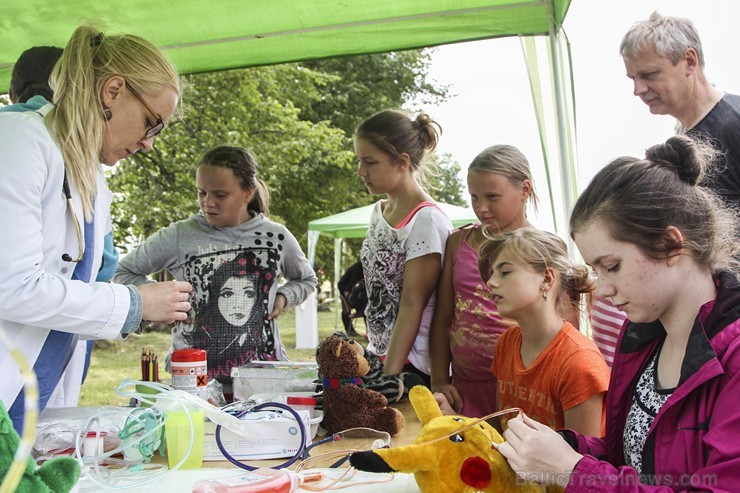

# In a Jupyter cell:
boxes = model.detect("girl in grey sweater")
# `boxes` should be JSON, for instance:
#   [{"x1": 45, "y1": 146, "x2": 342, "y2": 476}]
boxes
[{"x1": 114, "y1": 146, "x2": 317, "y2": 384}]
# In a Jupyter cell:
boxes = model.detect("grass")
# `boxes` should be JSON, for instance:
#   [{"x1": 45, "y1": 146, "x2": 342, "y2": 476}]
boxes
[{"x1": 78, "y1": 307, "x2": 364, "y2": 406}]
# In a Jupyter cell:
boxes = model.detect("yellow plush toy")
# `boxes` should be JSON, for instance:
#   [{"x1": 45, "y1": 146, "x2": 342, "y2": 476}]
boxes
[{"x1": 349, "y1": 386, "x2": 563, "y2": 493}]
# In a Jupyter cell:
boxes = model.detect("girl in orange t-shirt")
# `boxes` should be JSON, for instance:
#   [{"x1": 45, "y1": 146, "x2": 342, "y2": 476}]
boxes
[{"x1": 477, "y1": 228, "x2": 610, "y2": 437}]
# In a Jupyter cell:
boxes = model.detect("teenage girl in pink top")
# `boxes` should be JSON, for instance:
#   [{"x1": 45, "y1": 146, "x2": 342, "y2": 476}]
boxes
[{"x1": 429, "y1": 145, "x2": 539, "y2": 416}]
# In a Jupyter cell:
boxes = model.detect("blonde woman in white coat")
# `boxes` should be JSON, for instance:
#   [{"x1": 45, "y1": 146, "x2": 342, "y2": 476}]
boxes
[{"x1": 0, "y1": 25, "x2": 191, "y2": 432}]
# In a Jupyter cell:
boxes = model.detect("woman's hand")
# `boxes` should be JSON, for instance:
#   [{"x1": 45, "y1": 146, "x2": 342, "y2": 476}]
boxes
[
  {"x1": 139, "y1": 281, "x2": 192, "y2": 323},
  {"x1": 495, "y1": 413, "x2": 583, "y2": 487},
  {"x1": 434, "y1": 392, "x2": 457, "y2": 415},
  {"x1": 431, "y1": 383, "x2": 463, "y2": 414},
  {"x1": 267, "y1": 293, "x2": 287, "y2": 320}
]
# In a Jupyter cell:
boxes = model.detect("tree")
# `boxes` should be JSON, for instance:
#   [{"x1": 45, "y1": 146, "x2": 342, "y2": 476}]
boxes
[
  {"x1": 108, "y1": 49, "x2": 462, "y2": 284},
  {"x1": 425, "y1": 153, "x2": 467, "y2": 206},
  {"x1": 299, "y1": 50, "x2": 448, "y2": 136},
  {"x1": 109, "y1": 66, "x2": 354, "y2": 252}
]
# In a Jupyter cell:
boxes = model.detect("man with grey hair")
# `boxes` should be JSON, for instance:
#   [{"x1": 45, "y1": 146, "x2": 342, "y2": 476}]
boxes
[
  {"x1": 589, "y1": 11, "x2": 740, "y2": 372},
  {"x1": 621, "y1": 11, "x2": 740, "y2": 205}
]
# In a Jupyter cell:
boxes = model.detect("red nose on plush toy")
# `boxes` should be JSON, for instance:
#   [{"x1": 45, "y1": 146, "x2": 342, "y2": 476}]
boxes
[{"x1": 461, "y1": 456, "x2": 491, "y2": 489}]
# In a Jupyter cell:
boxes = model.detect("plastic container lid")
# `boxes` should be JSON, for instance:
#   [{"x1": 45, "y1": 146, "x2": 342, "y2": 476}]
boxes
[
  {"x1": 172, "y1": 348, "x2": 207, "y2": 362},
  {"x1": 287, "y1": 396, "x2": 317, "y2": 406}
]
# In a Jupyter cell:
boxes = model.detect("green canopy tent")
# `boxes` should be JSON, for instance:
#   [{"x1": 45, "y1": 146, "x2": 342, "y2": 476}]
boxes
[
  {"x1": 307, "y1": 202, "x2": 478, "y2": 242},
  {"x1": 2, "y1": 1, "x2": 571, "y2": 93},
  {"x1": 296, "y1": 202, "x2": 477, "y2": 346},
  {"x1": 3, "y1": 0, "x2": 578, "y2": 347}
]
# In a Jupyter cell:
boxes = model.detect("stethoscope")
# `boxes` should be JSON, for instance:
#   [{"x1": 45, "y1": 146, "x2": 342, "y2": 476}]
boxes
[
  {"x1": 215, "y1": 401, "x2": 308, "y2": 470},
  {"x1": 215, "y1": 402, "x2": 389, "y2": 471},
  {"x1": 62, "y1": 170, "x2": 84, "y2": 263}
]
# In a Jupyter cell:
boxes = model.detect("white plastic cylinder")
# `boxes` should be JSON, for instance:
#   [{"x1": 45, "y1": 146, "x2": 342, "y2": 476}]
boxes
[
  {"x1": 81, "y1": 431, "x2": 106, "y2": 457},
  {"x1": 171, "y1": 348, "x2": 207, "y2": 395}
]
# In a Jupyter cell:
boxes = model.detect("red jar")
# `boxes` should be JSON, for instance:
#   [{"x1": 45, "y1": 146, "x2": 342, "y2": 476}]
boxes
[{"x1": 171, "y1": 349, "x2": 207, "y2": 394}]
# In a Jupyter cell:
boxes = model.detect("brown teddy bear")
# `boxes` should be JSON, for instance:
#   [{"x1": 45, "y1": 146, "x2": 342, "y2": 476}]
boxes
[
  {"x1": 316, "y1": 335, "x2": 405, "y2": 436},
  {"x1": 318, "y1": 332, "x2": 425, "y2": 404}
]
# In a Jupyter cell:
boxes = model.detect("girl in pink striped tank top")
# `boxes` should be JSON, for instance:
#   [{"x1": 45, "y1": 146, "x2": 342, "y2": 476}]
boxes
[{"x1": 430, "y1": 145, "x2": 539, "y2": 417}]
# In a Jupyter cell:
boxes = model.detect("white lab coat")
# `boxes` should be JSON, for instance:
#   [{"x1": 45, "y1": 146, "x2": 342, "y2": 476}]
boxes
[
  {"x1": 46, "y1": 339, "x2": 89, "y2": 408},
  {"x1": 0, "y1": 105, "x2": 132, "y2": 409}
]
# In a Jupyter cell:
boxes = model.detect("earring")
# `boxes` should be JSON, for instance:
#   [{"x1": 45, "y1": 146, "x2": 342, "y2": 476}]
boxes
[
  {"x1": 103, "y1": 108, "x2": 112, "y2": 121},
  {"x1": 542, "y1": 290, "x2": 548, "y2": 302}
]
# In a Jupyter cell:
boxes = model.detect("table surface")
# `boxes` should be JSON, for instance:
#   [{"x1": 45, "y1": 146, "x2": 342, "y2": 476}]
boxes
[{"x1": 74, "y1": 399, "x2": 423, "y2": 492}]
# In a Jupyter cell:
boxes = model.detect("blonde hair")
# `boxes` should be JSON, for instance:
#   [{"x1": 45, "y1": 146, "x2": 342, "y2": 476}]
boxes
[
  {"x1": 468, "y1": 144, "x2": 540, "y2": 214},
  {"x1": 478, "y1": 228, "x2": 594, "y2": 316},
  {"x1": 47, "y1": 24, "x2": 180, "y2": 219}
]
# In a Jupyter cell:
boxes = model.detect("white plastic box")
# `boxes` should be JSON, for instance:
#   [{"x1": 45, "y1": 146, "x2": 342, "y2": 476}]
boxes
[
  {"x1": 231, "y1": 361, "x2": 318, "y2": 402},
  {"x1": 246, "y1": 392, "x2": 322, "y2": 439},
  {"x1": 202, "y1": 409, "x2": 317, "y2": 461}
]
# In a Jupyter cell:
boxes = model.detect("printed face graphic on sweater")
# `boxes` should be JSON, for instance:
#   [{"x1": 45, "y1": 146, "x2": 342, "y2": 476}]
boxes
[
  {"x1": 184, "y1": 248, "x2": 279, "y2": 381},
  {"x1": 218, "y1": 275, "x2": 258, "y2": 327}
]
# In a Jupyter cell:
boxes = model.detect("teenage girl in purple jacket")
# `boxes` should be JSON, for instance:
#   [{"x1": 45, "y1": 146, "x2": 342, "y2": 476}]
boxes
[{"x1": 494, "y1": 135, "x2": 740, "y2": 492}]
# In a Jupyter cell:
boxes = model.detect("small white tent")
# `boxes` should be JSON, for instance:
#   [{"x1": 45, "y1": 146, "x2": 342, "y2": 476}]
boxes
[{"x1": 295, "y1": 202, "x2": 477, "y2": 348}]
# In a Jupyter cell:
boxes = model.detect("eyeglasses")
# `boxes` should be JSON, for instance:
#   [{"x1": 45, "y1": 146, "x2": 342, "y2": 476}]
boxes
[
  {"x1": 62, "y1": 172, "x2": 83, "y2": 263},
  {"x1": 125, "y1": 81, "x2": 165, "y2": 140}
]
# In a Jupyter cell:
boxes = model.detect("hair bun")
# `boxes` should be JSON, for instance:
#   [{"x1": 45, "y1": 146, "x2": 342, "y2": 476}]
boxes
[
  {"x1": 414, "y1": 113, "x2": 441, "y2": 152},
  {"x1": 645, "y1": 135, "x2": 703, "y2": 185}
]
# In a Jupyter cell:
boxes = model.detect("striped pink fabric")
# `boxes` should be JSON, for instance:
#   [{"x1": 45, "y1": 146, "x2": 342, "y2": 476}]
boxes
[{"x1": 589, "y1": 298, "x2": 628, "y2": 368}]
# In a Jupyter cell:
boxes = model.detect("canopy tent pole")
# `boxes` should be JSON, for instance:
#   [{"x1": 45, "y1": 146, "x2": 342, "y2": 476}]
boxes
[
  {"x1": 306, "y1": 230, "x2": 320, "y2": 265},
  {"x1": 520, "y1": 3, "x2": 579, "y2": 254},
  {"x1": 547, "y1": 8, "x2": 579, "y2": 253},
  {"x1": 294, "y1": 285, "x2": 319, "y2": 349},
  {"x1": 521, "y1": 36, "x2": 559, "y2": 234},
  {"x1": 295, "y1": 230, "x2": 320, "y2": 348},
  {"x1": 334, "y1": 238, "x2": 343, "y2": 331}
]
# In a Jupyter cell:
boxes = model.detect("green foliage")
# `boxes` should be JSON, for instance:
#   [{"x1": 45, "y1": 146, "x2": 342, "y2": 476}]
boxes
[
  {"x1": 109, "y1": 66, "x2": 355, "y2": 251},
  {"x1": 426, "y1": 153, "x2": 467, "y2": 206},
  {"x1": 107, "y1": 49, "x2": 463, "y2": 282},
  {"x1": 299, "y1": 50, "x2": 449, "y2": 135}
]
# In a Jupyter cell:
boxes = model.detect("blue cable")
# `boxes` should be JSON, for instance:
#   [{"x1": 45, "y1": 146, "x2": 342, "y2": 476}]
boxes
[{"x1": 214, "y1": 402, "x2": 307, "y2": 470}]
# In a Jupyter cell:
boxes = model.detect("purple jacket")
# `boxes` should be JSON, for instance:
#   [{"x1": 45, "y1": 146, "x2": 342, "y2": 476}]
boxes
[{"x1": 564, "y1": 271, "x2": 740, "y2": 492}]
